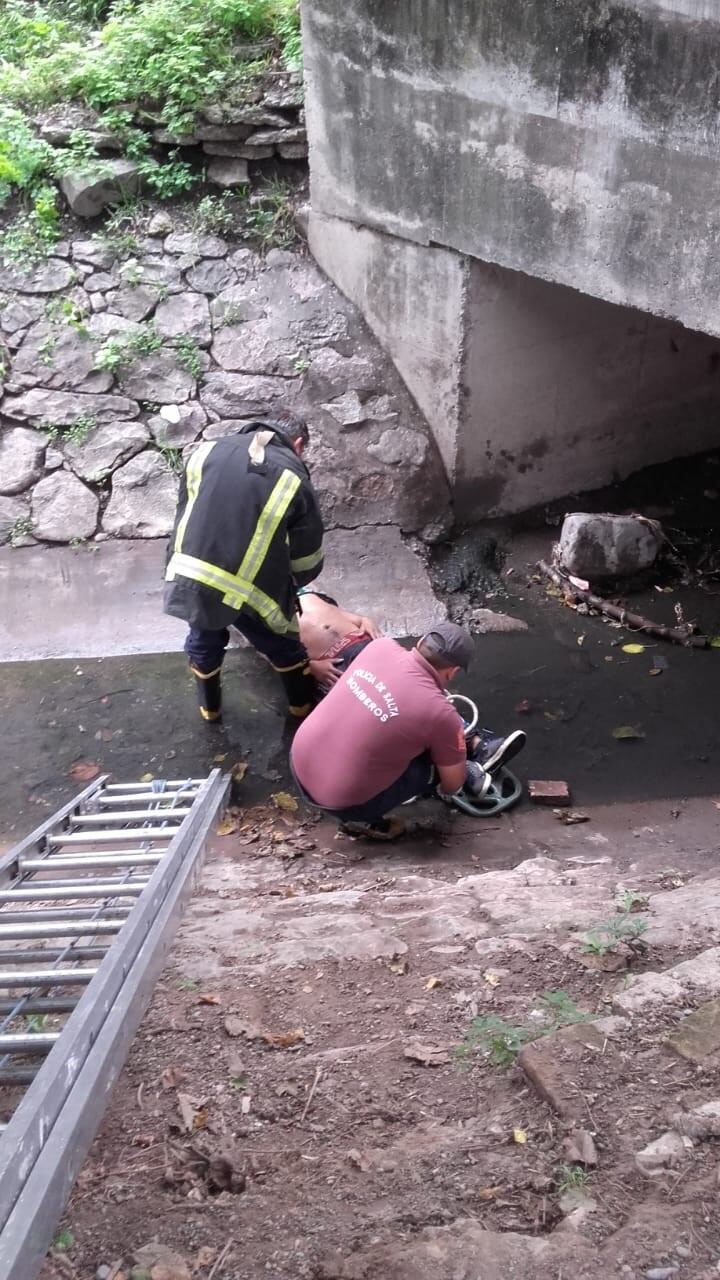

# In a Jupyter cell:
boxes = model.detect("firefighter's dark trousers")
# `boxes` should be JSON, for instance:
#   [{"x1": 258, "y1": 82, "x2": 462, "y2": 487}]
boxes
[{"x1": 185, "y1": 615, "x2": 315, "y2": 718}]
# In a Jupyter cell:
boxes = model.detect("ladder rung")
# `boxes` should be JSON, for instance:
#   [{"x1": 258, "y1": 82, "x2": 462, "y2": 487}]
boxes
[
  {"x1": 0, "y1": 949, "x2": 105, "y2": 966},
  {"x1": 0, "y1": 1066, "x2": 41, "y2": 1085},
  {"x1": 0, "y1": 968, "x2": 97, "y2": 986},
  {"x1": 17, "y1": 876, "x2": 150, "y2": 890},
  {"x1": 103, "y1": 780, "x2": 204, "y2": 792},
  {"x1": 0, "y1": 920, "x2": 124, "y2": 941},
  {"x1": 96, "y1": 790, "x2": 200, "y2": 806},
  {"x1": 0, "y1": 907, "x2": 131, "y2": 924},
  {"x1": 20, "y1": 853, "x2": 163, "y2": 872},
  {"x1": 0, "y1": 997, "x2": 79, "y2": 1014},
  {"x1": 49, "y1": 831, "x2": 173, "y2": 847},
  {"x1": 0, "y1": 1033, "x2": 59, "y2": 1054},
  {"x1": 0, "y1": 883, "x2": 145, "y2": 903},
  {"x1": 72, "y1": 809, "x2": 191, "y2": 824}
]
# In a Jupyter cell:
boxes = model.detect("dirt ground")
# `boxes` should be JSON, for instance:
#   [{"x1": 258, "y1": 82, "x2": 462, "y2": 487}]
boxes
[{"x1": 4, "y1": 509, "x2": 720, "y2": 1280}]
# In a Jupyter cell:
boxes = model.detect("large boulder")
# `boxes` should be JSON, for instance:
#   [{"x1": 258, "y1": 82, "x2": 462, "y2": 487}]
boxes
[
  {"x1": 155, "y1": 293, "x2": 211, "y2": 347},
  {"x1": 11, "y1": 320, "x2": 112, "y2": 393},
  {"x1": 103, "y1": 452, "x2": 179, "y2": 538},
  {"x1": 211, "y1": 316, "x2": 300, "y2": 376},
  {"x1": 199, "y1": 371, "x2": 292, "y2": 418},
  {"x1": 117, "y1": 349, "x2": 196, "y2": 403},
  {"x1": 63, "y1": 420, "x2": 149, "y2": 482},
  {"x1": 0, "y1": 427, "x2": 47, "y2": 495},
  {"x1": 31, "y1": 471, "x2": 99, "y2": 542},
  {"x1": 557, "y1": 513, "x2": 664, "y2": 580},
  {"x1": 60, "y1": 159, "x2": 141, "y2": 219},
  {"x1": 0, "y1": 495, "x2": 31, "y2": 545}
]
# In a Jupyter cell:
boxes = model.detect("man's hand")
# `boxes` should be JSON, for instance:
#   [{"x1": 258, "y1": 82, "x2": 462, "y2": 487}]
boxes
[
  {"x1": 308, "y1": 658, "x2": 342, "y2": 689},
  {"x1": 358, "y1": 615, "x2": 381, "y2": 639}
]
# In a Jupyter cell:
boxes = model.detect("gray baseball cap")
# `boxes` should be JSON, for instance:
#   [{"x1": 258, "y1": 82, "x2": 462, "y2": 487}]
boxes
[{"x1": 420, "y1": 622, "x2": 474, "y2": 671}]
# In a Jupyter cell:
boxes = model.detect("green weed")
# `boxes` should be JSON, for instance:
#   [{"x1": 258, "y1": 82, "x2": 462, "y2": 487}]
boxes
[
  {"x1": 243, "y1": 177, "x2": 296, "y2": 251},
  {"x1": 53, "y1": 1229, "x2": 74, "y2": 1251},
  {"x1": 191, "y1": 192, "x2": 236, "y2": 234},
  {"x1": 8, "y1": 515, "x2": 33, "y2": 546},
  {"x1": 616, "y1": 888, "x2": 649, "y2": 913},
  {"x1": 94, "y1": 325, "x2": 162, "y2": 374},
  {"x1": 173, "y1": 335, "x2": 202, "y2": 380},
  {"x1": 556, "y1": 1163, "x2": 590, "y2": 1195},
  {"x1": 456, "y1": 989, "x2": 588, "y2": 1069},
  {"x1": 583, "y1": 912, "x2": 648, "y2": 957},
  {"x1": 157, "y1": 444, "x2": 183, "y2": 474},
  {"x1": 42, "y1": 414, "x2": 97, "y2": 446}
]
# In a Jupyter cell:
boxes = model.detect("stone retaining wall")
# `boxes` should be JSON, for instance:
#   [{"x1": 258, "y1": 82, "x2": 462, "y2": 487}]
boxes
[{"x1": 0, "y1": 223, "x2": 450, "y2": 546}]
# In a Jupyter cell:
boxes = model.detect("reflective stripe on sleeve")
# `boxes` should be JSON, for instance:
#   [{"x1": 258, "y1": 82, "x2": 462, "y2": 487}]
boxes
[
  {"x1": 237, "y1": 469, "x2": 301, "y2": 585},
  {"x1": 290, "y1": 545, "x2": 324, "y2": 574},
  {"x1": 168, "y1": 441, "x2": 216, "y2": 567}
]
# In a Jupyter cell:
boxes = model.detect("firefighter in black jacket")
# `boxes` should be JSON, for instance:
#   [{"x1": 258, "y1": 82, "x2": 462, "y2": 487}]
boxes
[{"x1": 164, "y1": 412, "x2": 326, "y2": 722}]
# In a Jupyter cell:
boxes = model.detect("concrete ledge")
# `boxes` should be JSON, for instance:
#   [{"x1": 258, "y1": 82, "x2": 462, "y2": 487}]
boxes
[{"x1": 0, "y1": 526, "x2": 446, "y2": 661}]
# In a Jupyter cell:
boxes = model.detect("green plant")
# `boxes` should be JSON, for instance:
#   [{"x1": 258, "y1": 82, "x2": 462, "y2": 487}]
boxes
[
  {"x1": 25, "y1": 1012, "x2": 48, "y2": 1032},
  {"x1": 617, "y1": 888, "x2": 649, "y2": 913},
  {"x1": 42, "y1": 414, "x2": 97, "y2": 446},
  {"x1": 102, "y1": 204, "x2": 144, "y2": 258},
  {"x1": 38, "y1": 332, "x2": 56, "y2": 365},
  {"x1": 583, "y1": 912, "x2": 648, "y2": 956},
  {"x1": 178, "y1": 977, "x2": 198, "y2": 991},
  {"x1": 8, "y1": 514, "x2": 33, "y2": 546},
  {"x1": 556, "y1": 1163, "x2": 590, "y2": 1195},
  {"x1": 192, "y1": 192, "x2": 235, "y2": 234},
  {"x1": 94, "y1": 325, "x2": 162, "y2": 373},
  {"x1": 243, "y1": 177, "x2": 296, "y2": 251},
  {"x1": 456, "y1": 990, "x2": 588, "y2": 1069},
  {"x1": 173, "y1": 334, "x2": 202, "y2": 379},
  {"x1": 230, "y1": 1075, "x2": 247, "y2": 1090},
  {"x1": 157, "y1": 444, "x2": 183, "y2": 474},
  {"x1": 291, "y1": 352, "x2": 310, "y2": 373},
  {"x1": 53, "y1": 1229, "x2": 74, "y2": 1252},
  {"x1": 46, "y1": 294, "x2": 90, "y2": 334}
]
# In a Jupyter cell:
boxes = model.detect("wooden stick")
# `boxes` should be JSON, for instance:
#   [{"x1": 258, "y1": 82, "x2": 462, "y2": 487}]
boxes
[
  {"x1": 537, "y1": 561, "x2": 710, "y2": 649},
  {"x1": 301, "y1": 1066, "x2": 323, "y2": 1123},
  {"x1": 208, "y1": 1238, "x2": 234, "y2": 1280}
]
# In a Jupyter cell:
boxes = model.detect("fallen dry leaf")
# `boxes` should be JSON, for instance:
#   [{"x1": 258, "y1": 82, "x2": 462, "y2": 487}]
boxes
[
  {"x1": 389, "y1": 957, "x2": 409, "y2": 975},
  {"x1": 347, "y1": 1147, "x2": 372, "y2": 1172},
  {"x1": 195, "y1": 1247, "x2": 217, "y2": 1269},
  {"x1": 160, "y1": 1065, "x2": 185, "y2": 1090},
  {"x1": 424, "y1": 976, "x2": 443, "y2": 991},
  {"x1": 271, "y1": 791, "x2": 298, "y2": 812},
  {"x1": 198, "y1": 993, "x2": 221, "y2": 1006},
  {"x1": 478, "y1": 1185, "x2": 503, "y2": 1200},
  {"x1": 512, "y1": 1128, "x2": 528, "y2": 1145},
  {"x1": 212, "y1": 752, "x2": 227, "y2": 764},
  {"x1": 612, "y1": 724, "x2": 645, "y2": 741},
  {"x1": 216, "y1": 812, "x2": 241, "y2": 836},
  {"x1": 263, "y1": 1027, "x2": 305, "y2": 1049},
  {"x1": 554, "y1": 809, "x2": 590, "y2": 825},
  {"x1": 176, "y1": 1092, "x2": 197, "y2": 1133},
  {"x1": 140, "y1": 772, "x2": 154, "y2": 783},
  {"x1": 563, "y1": 1128, "x2": 598, "y2": 1166},
  {"x1": 68, "y1": 760, "x2": 100, "y2": 782},
  {"x1": 403, "y1": 1040, "x2": 452, "y2": 1067},
  {"x1": 131, "y1": 1132, "x2": 154, "y2": 1148},
  {"x1": 232, "y1": 760, "x2": 248, "y2": 782},
  {"x1": 621, "y1": 643, "x2": 646, "y2": 655},
  {"x1": 576, "y1": 634, "x2": 585, "y2": 647},
  {"x1": 483, "y1": 970, "x2": 501, "y2": 987}
]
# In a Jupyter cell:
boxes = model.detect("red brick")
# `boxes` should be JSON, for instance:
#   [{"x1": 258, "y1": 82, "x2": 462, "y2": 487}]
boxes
[{"x1": 528, "y1": 779, "x2": 571, "y2": 805}]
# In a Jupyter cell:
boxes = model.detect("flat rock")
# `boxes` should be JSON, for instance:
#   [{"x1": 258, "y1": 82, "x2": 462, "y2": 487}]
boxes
[
  {"x1": 306, "y1": 345, "x2": 377, "y2": 396},
  {"x1": 147, "y1": 211, "x2": 174, "y2": 237},
  {"x1": 149, "y1": 403, "x2": 207, "y2": 447},
  {"x1": 130, "y1": 257, "x2": 184, "y2": 294},
  {"x1": 2, "y1": 388, "x2": 139, "y2": 426},
  {"x1": 163, "y1": 233, "x2": 229, "y2": 258},
  {"x1": 155, "y1": 293, "x2": 211, "y2": 347},
  {"x1": 106, "y1": 284, "x2": 160, "y2": 322},
  {"x1": 244, "y1": 126, "x2": 306, "y2": 146},
  {"x1": 201, "y1": 103, "x2": 292, "y2": 127},
  {"x1": 200, "y1": 372, "x2": 293, "y2": 418},
  {"x1": 60, "y1": 159, "x2": 141, "y2": 219},
  {"x1": 185, "y1": 258, "x2": 237, "y2": 295},
  {"x1": 0, "y1": 297, "x2": 46, "y2": 335},
  {"x1": 320, "y1": 389, "x2": 367, "y2": 426},
  {"x1": 367, "y1": 427, "x2": 428, "y2": 466},
  {"x1": 87, "y1": 313, "x2": 145, "y2": 341},
  {"x1": 117, "y1": 349, "x2": 195, "y2": 403},
  {"x1": 31, "y1": 471, "x2": 99, "y2": 542},
  {"x1": 0, "y1": 427, "x2": 47, "y2": 495},
  {"x1": 471, "y1": 608, "x2": 529, "y2": 634},
  {"x1": 0, "y1": 259, "x2": 74, "y2": 295},
  {"x1": 615, "y1": 948, "x2": 720, "y2": 1015},
  {"x1": 207, "y1": 159, "x2": 250, "y2": 188},
  {"x1": 211, "y1": 317, "x2": 299, "y2": 375},
  {"x1": 558, "y1": 512, "x2": 663, "y2": 580},
  {"x1": 63, "y1": 421, "x2": 149, "y2": 482},
  {"x1": 665, "y1": 997, "x2": 720, "y2": 1066},
  {"x1": 635, "y1": 1130, "x2": 691, "y2": 1178},
  {"x1": 0, "y1": 495, "x2": 30, "y2": 544},
  {"x1": 103, "y1": 452, "x2": 179, "y2": 538},
  {"x1": 202, "y1": 141, "x2": 274, "y2": 160},
  {"x1": 71, "y1": 239, "x2": 116, "y2": 270},
  {"x1": 518, "y1": 1021, "x2": 616, "y2": 1120},
  {"x1": 11, "y1": 321, "x2": 111, "y2": 393}
]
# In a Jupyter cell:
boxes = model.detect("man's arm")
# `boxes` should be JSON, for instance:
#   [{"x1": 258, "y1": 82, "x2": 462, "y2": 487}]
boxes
[
  {"x1": 287, "y1": 480, "x2": 324, "y2": 586},
  {"x1": 429, "y1": 705, "x2": 468, "y2": 795}
]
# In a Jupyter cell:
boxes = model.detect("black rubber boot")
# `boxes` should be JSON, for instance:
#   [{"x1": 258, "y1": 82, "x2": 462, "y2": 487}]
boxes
[
  {"x1": 190, "y1": 665, "x2": 222, "y2": 723},
  {"x1": 273, "y1": 659, "x2": 316, "y2": 719}
]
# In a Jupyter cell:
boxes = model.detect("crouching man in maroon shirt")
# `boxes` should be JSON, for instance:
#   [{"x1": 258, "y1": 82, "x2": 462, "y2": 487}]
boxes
[{"x1": 290, "y1": 622, "x2": 524, "y2": 841}]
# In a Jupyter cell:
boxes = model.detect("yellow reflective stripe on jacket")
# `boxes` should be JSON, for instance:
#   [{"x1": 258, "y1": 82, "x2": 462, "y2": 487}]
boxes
[
  {"x1": 236, "y1": 469, "x2": 301, "y2": 585},
  {"x1": 165, "y1": 552, "x2": 298, "y2": 634},
  {"x1": 173, "y1": 441, "x2": 215, "y2": 558},
  {"x1": 290, "y1": 546, "x2": 323, "y2": 574}
]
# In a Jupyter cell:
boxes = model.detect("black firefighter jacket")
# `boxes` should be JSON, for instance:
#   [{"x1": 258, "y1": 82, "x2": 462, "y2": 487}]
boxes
[{"x1": 163, "y1": 423, "x2": 324, "y2": 634}]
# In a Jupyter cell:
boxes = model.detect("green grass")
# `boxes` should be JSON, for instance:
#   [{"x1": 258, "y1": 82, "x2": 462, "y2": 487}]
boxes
[
  {"x1": 582, "y1": 912, "x2": 648, "y2": 956},
  {"x1": 456, "y1": 990, "x2": 588, "y2": 1069},
  {"x1": 42, "y1": 413, "x2": 97, "y2": 445}
]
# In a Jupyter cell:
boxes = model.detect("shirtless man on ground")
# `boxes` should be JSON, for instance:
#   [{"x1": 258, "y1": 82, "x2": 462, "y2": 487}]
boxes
[{"x1": 298, "y1": 589, "x2": 381, "y2": 689}]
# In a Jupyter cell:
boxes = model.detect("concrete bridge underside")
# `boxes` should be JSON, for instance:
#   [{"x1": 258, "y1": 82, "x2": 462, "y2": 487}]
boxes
[{"x1": 302, "y1": 0, "x2": 720, "y2": 518}]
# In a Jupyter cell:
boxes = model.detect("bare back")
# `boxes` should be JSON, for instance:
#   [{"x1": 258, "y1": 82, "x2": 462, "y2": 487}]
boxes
[{"x1": 297, "y1": 592, "x2": 366, "y2": 658}]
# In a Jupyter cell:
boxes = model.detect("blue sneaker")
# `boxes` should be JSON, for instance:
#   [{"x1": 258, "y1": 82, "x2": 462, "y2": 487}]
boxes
[{"x1": 474, "y1": 729, "x2": 526, "y2": 775}]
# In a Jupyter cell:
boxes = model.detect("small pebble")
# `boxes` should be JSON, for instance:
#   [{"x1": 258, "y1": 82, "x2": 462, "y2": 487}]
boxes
[
  {"x1": 645, "y1": 1268, "x2": 679, "y2": 1280},
  {"x1": 675, "y1": 1246, "x2": 691, "y2": 1259},
  {"x1": 96, "y1": 1268, "x2": 111, "y2": 1280}
]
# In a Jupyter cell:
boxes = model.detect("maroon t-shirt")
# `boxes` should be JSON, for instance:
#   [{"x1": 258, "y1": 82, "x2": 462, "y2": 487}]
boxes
[{"x1": 291, "y1": 638, "x2": 466, "y2": 808}]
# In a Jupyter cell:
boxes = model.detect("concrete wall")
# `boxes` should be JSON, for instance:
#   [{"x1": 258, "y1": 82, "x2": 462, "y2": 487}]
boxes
[
  {"x1": 310, "y1": 209, "x2": 720, "y2": 518},
  {"x1": 303, "y1": 0, "x2": 720, "y2": 337}
]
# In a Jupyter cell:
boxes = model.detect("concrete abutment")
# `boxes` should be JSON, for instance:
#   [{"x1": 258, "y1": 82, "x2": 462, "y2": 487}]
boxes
[{"x1": 302, "y1": 0, "x2": 720, "y2": 518}]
